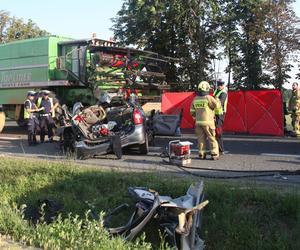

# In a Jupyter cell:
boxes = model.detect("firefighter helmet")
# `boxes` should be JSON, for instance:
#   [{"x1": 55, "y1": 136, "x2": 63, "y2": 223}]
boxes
[{"x1": 198, "y1": 81, "x2": 210, "y2": 92}]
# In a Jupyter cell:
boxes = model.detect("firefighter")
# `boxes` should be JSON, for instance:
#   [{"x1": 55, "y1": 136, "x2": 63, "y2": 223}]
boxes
[
  {"x1": 190, "y1": 81, "x2": 220, "y2": 160},
  {"x1": 24, "y1": 91, "x2": 41, "y2": 146},
  {"x1": 288, "y1": 82, "x2": 300, "y2": 136},
  {"x1": 36, "y1": 90, "x2": 57, "y2": 143},
  {"x1": 213, "y1": 79, "x2": 228, "y2": 153}
]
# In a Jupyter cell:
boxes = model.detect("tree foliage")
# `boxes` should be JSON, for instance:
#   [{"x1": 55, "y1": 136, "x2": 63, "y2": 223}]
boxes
[
  {"x1": 112, "y1": 0, "x2": 221, "y2": 90},
  {"x1": 262, "y1": 0, "x2": 300, "y2": 89},
  {"x1": 0, "y1": 10, "x2": 50, "y2": 43},
  {"x1": 217, "y1": 0, "x2": 265, "y2": 89},
  {"x1": 112, "y1": 0, "x2": 300, "y2": 90}
]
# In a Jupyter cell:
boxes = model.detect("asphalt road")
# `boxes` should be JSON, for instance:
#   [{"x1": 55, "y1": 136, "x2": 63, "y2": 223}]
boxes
[{"x1": 1, "y1": 121, "x2": 300, "y2": 185}]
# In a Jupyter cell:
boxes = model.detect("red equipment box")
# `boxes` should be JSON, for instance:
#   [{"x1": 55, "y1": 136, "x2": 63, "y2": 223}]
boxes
[{"x1": 171, "y1": 143, "x2": 190, "y2": 156}]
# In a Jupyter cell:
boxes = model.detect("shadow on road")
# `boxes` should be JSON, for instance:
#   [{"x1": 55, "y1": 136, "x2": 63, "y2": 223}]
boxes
[{"x1": 0, "y1": 138, "x2": 62, "y2": 156}]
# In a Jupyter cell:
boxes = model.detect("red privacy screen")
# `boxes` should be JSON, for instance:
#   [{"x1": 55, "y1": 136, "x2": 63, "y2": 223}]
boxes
[{"x1": 161, "y1": 90, "x2": 284, "y2": 136}]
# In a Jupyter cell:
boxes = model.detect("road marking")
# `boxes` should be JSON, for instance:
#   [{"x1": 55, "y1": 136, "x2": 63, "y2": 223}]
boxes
[
  {"x1": 261, "y1": 153, "x2": 300, "y2": 158},
  {"x1": 0, "y1": 137, "x2": 20, "y2": 140}
]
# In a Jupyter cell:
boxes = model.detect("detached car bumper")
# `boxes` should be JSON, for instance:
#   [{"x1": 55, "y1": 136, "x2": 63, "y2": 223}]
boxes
[{"x1": 75, "y1": 139, "x2": 112, "y2": 159}]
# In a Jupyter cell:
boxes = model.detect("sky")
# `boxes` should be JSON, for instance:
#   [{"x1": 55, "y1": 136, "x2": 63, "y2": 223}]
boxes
[
  {"x1": 1, "y1": 0, "x2": 299, "y2": 39},
  {"x1": 0, "y1": 0, "x2": 124, "y2": 40}
]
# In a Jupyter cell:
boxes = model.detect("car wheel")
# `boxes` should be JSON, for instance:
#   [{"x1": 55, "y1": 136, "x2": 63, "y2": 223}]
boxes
[
  {"x1": 62, "y1": 129, "x2": 76, "y2": 155},
  {"x1": 139, "y1": 133, "x2": 149, "y2": 155},
  {"x1": 75, "y1": 149, "x2": 88, "y2": 160},
  {"x1": 112, "y1": 135, "x2": 122, "y2": 159}
]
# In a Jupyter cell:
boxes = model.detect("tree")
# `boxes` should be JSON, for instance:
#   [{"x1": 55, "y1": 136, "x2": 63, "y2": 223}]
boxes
[
  {"x1": 262, "y1": 0, "x2": 300, "y2": 89},
  {"x1": 217, "y1": 0, "x2": 242, "y2": 88},
  {"x1": 227, "y1": 0, "x2": 267, "y2": 89},
  {"x1": 112, "y1": 0, "x2": 221, "y2": 89},
  {"x1": 0, "y1": 10, "x2": 49, "y2": 43},
  {"x1": 112, "y1": 0, "x2": 300, "y2": 90},
  {"x1": 0, "y1": 11, "x2": 10, "y2": 43}
]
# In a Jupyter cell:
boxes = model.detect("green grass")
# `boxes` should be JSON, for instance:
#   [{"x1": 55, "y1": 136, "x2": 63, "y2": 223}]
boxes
[{"x1": 0, "y1": 157, "x2": 299, "y2": 250}]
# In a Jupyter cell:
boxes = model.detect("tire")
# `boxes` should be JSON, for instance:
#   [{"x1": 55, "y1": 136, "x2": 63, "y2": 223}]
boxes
[
  {"x1": 0, "y1": 112, "x2": 5, "y2": 133},
  {"x1": 16, "y1": 105, "x2": 27, "y2": 127},
  {"x1": 112, "y1": 136, "x2": 122, "y2": 159},
  {"x1": 75, "y1": 149, "x2": 88, "y2": 160},
  {"x1": 138, "y1": 133, "x2": 149, "y2": 155},
  {"x1": 62, "y1": 128, "x2": 76, "y2": 156}
]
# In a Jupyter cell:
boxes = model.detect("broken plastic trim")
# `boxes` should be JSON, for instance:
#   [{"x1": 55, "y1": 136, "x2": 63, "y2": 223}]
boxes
[{"x1": 105, "y1": 182, "x2": 208, "y2": 250}]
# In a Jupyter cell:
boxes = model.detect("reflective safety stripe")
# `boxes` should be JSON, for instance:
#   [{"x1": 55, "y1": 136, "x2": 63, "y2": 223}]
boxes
[
  {"x1": 37, "y1": 97, "x2": 42, "y2": 108},
  {"x1": 214, "y1": 103, "x2": 223, "y2": 115},
  {"x1": 190, "y1": 107, "x2": 195, "y2": 116},
  {"x1": 24, "y1": 100, "x2": 31, "y2": 119},
  {"x1": 196, "y1": 121, "x2": 208, "y2": 125},
  {"x1": 192, "y1": 97, "x2": 214, "y2": 125},
  {"x1": 224, "y1": 97, "x2": 228, "y2": 113},
  {"x1": 213, "y1": 89, "x2": 228, "y2": 114},
  {"x1": 195, "y1": 121, "x2": 214, "y2": 126},
  {"x1": 193, "y1": 99, "x2": 208, "y2": 109}
]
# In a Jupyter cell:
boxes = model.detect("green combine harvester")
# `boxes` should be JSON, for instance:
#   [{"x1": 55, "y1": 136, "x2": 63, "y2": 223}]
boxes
[{"x1": 0, "y1": 36, "x2": 171, "y2": 132}]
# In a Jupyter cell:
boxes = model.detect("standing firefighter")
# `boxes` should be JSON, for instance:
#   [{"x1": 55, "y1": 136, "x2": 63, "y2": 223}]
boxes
[
  {"x1": 190, "y1": 81, "x2": 220, "y2": 160},
  {"x1": 213, "y1": 79, "x2": 228, "y2": 153},
  {"x1": 36, "y1": 90, "x2": 57, "y2": 143},
  {"x1": 288, "y1": 82, "x2": 300, "y2": 137},
  {"x1": 24, "y1": 91, "x2": 40, "y2": 146}
]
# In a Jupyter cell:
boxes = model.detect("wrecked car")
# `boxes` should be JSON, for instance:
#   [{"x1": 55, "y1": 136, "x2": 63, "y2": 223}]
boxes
[
  {"x1": 104, "y1": 182, "x2": 208, "y2": 250},
  {"x1": 59, "y1": 94, "x2": 149, "y2": 159}
]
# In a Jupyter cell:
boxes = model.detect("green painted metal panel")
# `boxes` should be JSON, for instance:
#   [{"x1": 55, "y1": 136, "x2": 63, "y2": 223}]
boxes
[
  {"x1": 0, "y1": 36, "x2": 72, "y2": 105},
  {"x1": 0, "y1": 36, "x2": 71, "y2": 86},
  {"x1": 0, "y1": 88, "x2": 37, "y2": 104},
  {"x1": 0, "y1": 37, "x2": 49, "y2": 85}
]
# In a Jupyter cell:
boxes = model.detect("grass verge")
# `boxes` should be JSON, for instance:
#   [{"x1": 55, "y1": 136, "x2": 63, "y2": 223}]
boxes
[{"x1": 0, "y1": 157, "x2": 299, "y2": 249}]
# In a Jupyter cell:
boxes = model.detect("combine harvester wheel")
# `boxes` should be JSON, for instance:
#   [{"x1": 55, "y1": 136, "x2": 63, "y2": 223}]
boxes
[{"x1": 0, "y1": 112, "x2": 5, "y2": 133}]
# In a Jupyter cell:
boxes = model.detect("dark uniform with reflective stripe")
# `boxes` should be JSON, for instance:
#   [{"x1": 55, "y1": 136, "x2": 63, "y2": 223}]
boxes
[
  {"x1": 38, "y1": 98, "x2": 55, "y2": 142},
  {"x1": 24, "y1": 99, "x2": 39, "y2": 145},
  {"x1": 288, "y1": 89, "x2": 300, "y2": 136},
  {"x1": 213, "y1": 88, "x2": 228, "y2": 152}
]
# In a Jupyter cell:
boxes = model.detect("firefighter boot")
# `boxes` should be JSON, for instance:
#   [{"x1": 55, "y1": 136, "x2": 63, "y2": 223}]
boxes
[
  {"x1": 211, "y1": 154, "x2": 219, "y2": 160},
  {"x1": 32, "y1": 134, "x2": 38, "y2": 145},
  {"x1": 199, "y1": 154, "x2": 206, "y2": 160},
  {"x1": 40, "y1": 134, "x2": 45, "y2": 143},
  {"x1": 28, "y1": 134, "x2": 33, "y2": 146}
]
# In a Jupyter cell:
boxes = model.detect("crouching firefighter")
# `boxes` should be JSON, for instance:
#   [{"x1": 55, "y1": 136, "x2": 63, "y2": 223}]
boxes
[
  {"x1": 190, "y1": 81, "x2": 220, "y2": 160},
  {"x1": 24, "y1": 91, "x2": 40, "y2": 146},
  {"x1": 36, "y1": 90, "x2": 57, "y2": 143}
]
